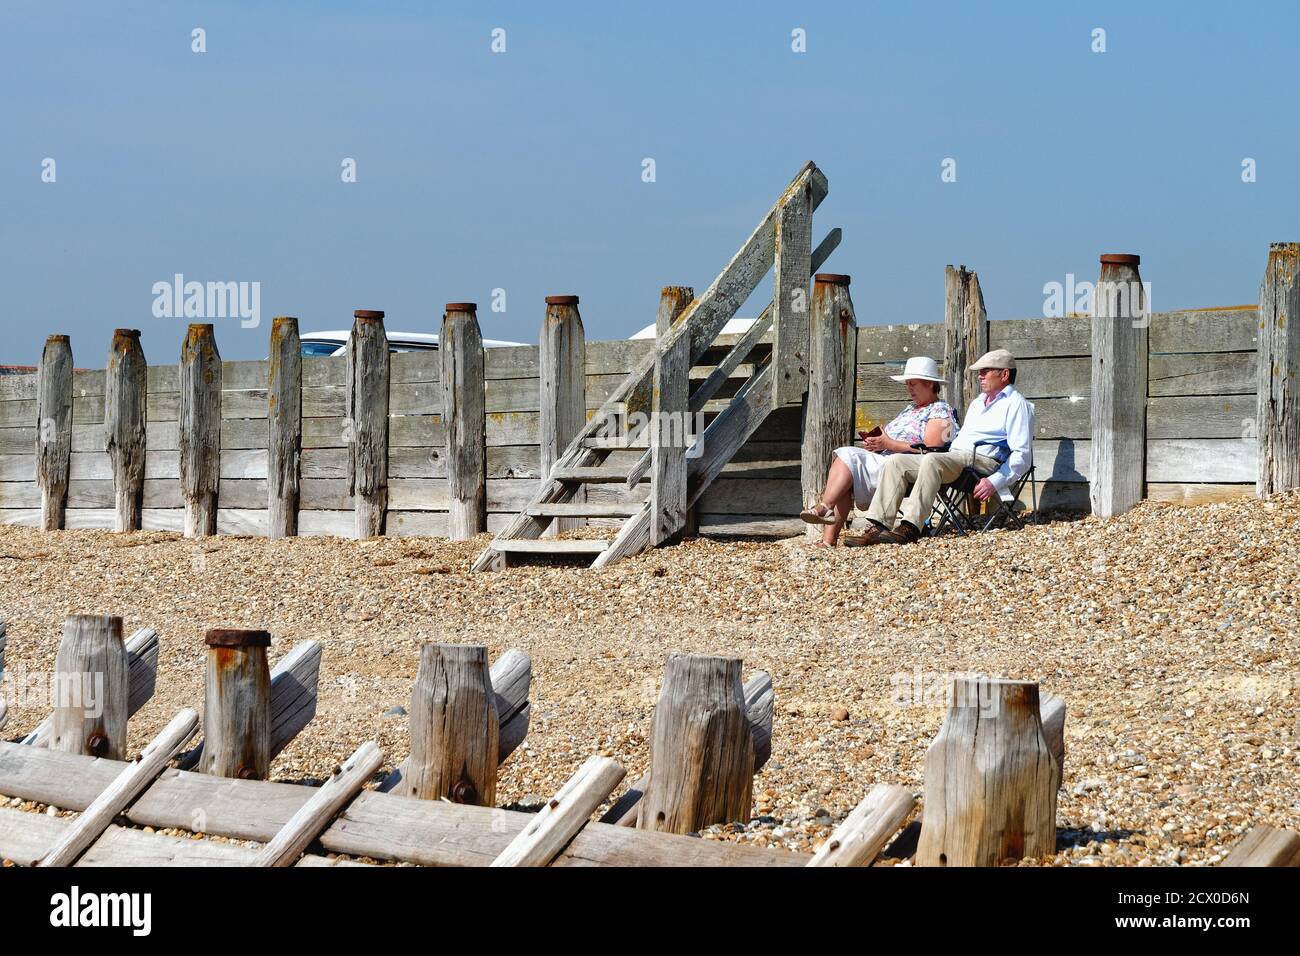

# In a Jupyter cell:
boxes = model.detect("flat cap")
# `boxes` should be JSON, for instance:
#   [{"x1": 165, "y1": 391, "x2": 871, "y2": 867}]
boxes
[{"x1": 969, "y1": 348, "x2": 1017, "y2": 371}]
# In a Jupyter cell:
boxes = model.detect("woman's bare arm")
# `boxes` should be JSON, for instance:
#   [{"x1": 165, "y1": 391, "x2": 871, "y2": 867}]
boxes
[{"x1": 922, "y1": 417, "x2": 952, "y2": 448}]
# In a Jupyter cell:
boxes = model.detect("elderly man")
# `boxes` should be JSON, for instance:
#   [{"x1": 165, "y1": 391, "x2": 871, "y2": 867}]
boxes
[{"x1": 847, "y1": 348, "x2": 1034, "y2": 545}]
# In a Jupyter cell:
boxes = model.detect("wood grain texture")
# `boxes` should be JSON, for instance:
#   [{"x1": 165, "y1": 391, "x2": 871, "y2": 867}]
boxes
[
  {"x1": 915, "y1": 679, "x2": 1059, "y2": 867},
  {"x1": 651, "y1": 316, "x2": 691, "y2": 546},
  {"x1": 539, "y1": 298, "x2": 586, "y2": 534},
  {"x1": 638, "y1": 654, "x2": 754, "y2": 834},
  {"x1": 943, "y1": 265, "x2": 988, "y2": 413},
  {"x1": 38, "y1": 708, "x2": 199, "y2": 867},
  {"x1": 179, "y1": 324, "x2": 221, "y2": 536},
  {"x1": 1222, "y1": 825, "x2": 1300, "y2": 866},
  {"x1": 199, "y1": 630, "x2": 271, "y2": 780},
  {"x1": 347, "y1": 313, "x2": 389, "y2": 538},
  {"x1": 442, "y1": 307, "x2": 486, "y2": 539},
  {"x1": 771, "y1": 176, "x2": 813, "y2": 405},
  {"x1": 1257, "y1": 243, "x2": 1300, "y2": 495},
  {"x1": 50, "y1": 615, "x2": 129, "y2": 760},
  {"x1": 404, "y1": 643, "x2": 498, "y2": 805},
  {"x1": 802, "y1": 277, "x2": 856, "y2": 536},
  {"x1": 490, "y1": 755, "x2": 625, "y2": 867},
  {"x1": 253, "y1": 740, "x2": 382, "y2": 866},
  {"x1": 104, "y1": 330, "x2": 147, "y2": 531},
  {"x1": 267, "y1": 317, "x2": 302, "y2": 537},
  {"x1": 603, "y1": 670, "x2": 774, "y2": 827},
  {"x1": 807, "y1": 783, "x2": 916, "y2": 867},
  {"x1": 35, "y1": 335, "x2": 73, "y2": 530},
  {"x1": 1090, "y1": 258, "x2": 1148, "y2": 517}
]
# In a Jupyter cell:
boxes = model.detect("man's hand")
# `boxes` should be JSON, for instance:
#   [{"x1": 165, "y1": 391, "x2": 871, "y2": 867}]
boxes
[{"x1": 972, "y1": 477, "x2": 998, "y2": 501}]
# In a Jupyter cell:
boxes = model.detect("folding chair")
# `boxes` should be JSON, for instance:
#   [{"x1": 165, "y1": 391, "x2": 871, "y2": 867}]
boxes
[{"x1": 930, "y1": 462, "x2": 1039, "y2": 536}]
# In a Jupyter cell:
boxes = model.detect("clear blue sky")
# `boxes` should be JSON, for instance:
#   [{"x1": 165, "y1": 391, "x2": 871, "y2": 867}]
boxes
[{"x1": 2, "y1": 1, "x2": 1294, "y2": 363}]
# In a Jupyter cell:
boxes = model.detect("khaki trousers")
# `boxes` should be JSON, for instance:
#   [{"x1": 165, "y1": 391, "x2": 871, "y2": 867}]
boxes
[{"x1": 863, "y1": 451, "x2": 1002, "y2": 531}]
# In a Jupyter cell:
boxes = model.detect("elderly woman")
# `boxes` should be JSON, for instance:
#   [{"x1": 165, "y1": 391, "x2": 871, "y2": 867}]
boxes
[{"x1": 800, "y1": 356, "x2": 956, "y2": 546}]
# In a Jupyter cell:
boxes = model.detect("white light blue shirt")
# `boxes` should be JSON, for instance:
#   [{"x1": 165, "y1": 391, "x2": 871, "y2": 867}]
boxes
[{"x1": 949, "y1": 385, "x2": 1035, "y2": 495}]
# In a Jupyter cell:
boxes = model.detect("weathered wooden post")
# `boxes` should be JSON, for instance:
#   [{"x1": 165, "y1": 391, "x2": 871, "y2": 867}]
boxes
[
  {"x1": 915, "y1": 678, "x2": 1059, "y2": 867},
  {"x1": 943, "y1": 265, "x2": 988, "y2": 413},
  {"x1": 771, "y1": 172, "x2": 814, "y2": 406},
  {"x1": 539, "y1": 295, "x2": 586, "y2": 535},
  {"x1": 442, "y1": 303, "x2": 486, "y2": 540},
  {"x1": 104, "y1": 329, "x2": 147, "y2": 532},
  {"x1": 638, "y1": 654, "x2": 754, "y2": 834},
  {"x1": 268, "y1": 316, "x2": 302, "y2": 538},
  {"x1": 1089, "y1": 253, "x2": 1148, "y2": 517},
  {"x1": 801, "y1": 274, "x2": 857, "y2": 536},
  {"x1": 199, "y1": 628, "x2": 271, "y2": 780},
  {"x1": 405, "y1": 643, "x2": 498, "y2": 805},
  {"x1": 657, "y1": 286, "x2": 696, "y2": 537},
  {"x1": 179, "y1": 323, "x2": 221, "y2": 537},
  {"x1": 35, "y1": 335, "x2": 73, "y2": 531},
  {"x1": 50, "y1": 615, "x2": 129, "y2": 759},
  {"x1": 347, "y1": 310, "x2": 389, "y2": 539},
  {"x1": 1257, "y1": 242, "x2": 1300, "y2": 495},
  {"x1": 650, "y1": 288, "x2": 693, "y2": 547}
]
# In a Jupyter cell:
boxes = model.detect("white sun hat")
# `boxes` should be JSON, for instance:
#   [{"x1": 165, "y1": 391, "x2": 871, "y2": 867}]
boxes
[{"x1": 889, "y1": 355, "x2": 945, "y2": 384}]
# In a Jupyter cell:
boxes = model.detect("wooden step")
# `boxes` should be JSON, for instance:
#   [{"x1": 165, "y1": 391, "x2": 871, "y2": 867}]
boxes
[
  {"x1": 527, "y1": 503, "x2": 644, "y2": 518},
  {"x1": 583, "y1": 437, "x2": 649, "y2": 450},
  {"x1": 552, "y1": 467, "x2": 643, "y2": 483},
  {"x1": 490, "y1": 538, "x2": 611, "y2": 555}
]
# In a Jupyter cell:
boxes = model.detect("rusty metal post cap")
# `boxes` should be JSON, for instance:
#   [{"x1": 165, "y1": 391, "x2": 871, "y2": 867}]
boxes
[
  {"x1": 204, "y1": 628, "x2": 272, "y2": 648},
  {"x1": 1099, "y1": 254, "x2": 1140, "y2": 266},
  {"x1": 46, "y1": 334, "x2": 71, "y2": 343},
  {"x1": 187, "y1": 323, "x2": 215, "y2": 333},
  {"x1": 353, "y1": 310, "x2": 385, "y2": 320},
  {"x1": 111, "y1": 329, "x2": 140, "y2": 338},
  {"x1": 814, "y1": 273, "x2": 851, "y2": 286},
  {"x1": 272, "y1": 315, "x2": 298, "y2": 322},
  {"x1": 544, "y1": 295, "x2": 579, "y2": 306},
  {"x1": 444, "y1": 302, "x2": 477, "y2": 312}
]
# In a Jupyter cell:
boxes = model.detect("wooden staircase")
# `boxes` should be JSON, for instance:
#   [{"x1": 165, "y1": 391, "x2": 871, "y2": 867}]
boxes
[{"x1": 471, "y1": 162, "x2": 839, "y2": 571}]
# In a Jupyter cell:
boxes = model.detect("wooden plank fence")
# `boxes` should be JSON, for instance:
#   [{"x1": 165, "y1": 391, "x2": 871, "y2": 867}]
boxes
[{"x1": 0, "y1": 244, "x2": 1291, "y2": 540}]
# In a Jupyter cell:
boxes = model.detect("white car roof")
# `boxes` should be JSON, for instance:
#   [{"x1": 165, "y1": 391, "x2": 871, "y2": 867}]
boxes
[
  {"x1": 629, "y1": 317, "x2": 756, "y2": 340},
  {"x1": 301, "y1": 330, "x2": 526, "y2": 348}
]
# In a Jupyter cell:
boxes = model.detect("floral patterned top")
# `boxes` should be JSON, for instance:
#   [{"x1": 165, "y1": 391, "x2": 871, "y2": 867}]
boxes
[{"x1": 881, "y1": 400, "x2": 958, "y2": 451}]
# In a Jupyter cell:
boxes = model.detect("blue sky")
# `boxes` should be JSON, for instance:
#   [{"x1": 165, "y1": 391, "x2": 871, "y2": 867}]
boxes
[{"x1": 2, "y1": 1, "x2": 1295, "y2": 363}]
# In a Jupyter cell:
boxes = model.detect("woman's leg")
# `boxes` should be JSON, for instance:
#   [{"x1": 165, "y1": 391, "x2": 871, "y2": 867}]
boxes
[{"x1": 820, "y1": 456, "x2": 856, "y2": 545}]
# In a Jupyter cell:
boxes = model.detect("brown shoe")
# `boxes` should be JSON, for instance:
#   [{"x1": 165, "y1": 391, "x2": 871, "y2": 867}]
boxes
[
  {"x1": 842, "y1": 522, "x2": 887, "y2": 547},
  {"x1": 875, "y1": 521, "x2": 922, "y2": 545}
]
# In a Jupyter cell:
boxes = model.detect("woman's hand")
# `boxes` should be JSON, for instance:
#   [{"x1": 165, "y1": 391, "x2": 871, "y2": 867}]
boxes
[{"x1": 861, "y1": 435, "x2": 890, "y2": 452}]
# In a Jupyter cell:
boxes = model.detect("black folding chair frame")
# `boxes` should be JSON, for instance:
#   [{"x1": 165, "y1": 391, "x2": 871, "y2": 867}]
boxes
[{"x1": 930, "y1": 465, "x2": 1039, "y2": 537}]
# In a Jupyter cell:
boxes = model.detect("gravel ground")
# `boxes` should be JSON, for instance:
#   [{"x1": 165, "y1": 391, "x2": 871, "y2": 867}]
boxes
[{"x1": 1, "y1": 491, "x2": 1297, "y2": 866}]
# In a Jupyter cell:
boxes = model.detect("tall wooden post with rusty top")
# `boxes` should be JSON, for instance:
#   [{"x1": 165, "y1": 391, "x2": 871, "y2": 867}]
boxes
[
  {"x1": 105, "y1": 329, "x2": 147, "y2": 532},
  {"x1": 801, "y1": 274, "x2": 856, "y2": 534},
  {"x1": 180, "y1": 324, "x2": 222, "y2": 537},
  {"x1": 347, "y1": 310, "x2": 389, "y2": 539},
  {"x1": 200, "y1": 628, "x2": 272, "y2": 780},
  {"x1": 1258, "y1": 242, "x2": 1300, "y2": 496},
  {"x1": 539, "y1": 295, "x2": 586, "y2": 535},
  {"x1": 268, "y1": 316, "x2": 302, "y2": 538},
  {"x1": 35, "y1": 335, "x2": 74, "y2": 531},
  {"x1": 1089, "y1": 253, "x2": 1148, "y2": 517},
  {"x1": 442, "y1": 303, "x2": 486, "y2": 540}
]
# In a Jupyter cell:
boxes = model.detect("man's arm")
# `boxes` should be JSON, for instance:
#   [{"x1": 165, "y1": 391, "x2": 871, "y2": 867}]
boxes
[{"x1": 987, "y1": 396, "x2": 1035, "y2": 493}]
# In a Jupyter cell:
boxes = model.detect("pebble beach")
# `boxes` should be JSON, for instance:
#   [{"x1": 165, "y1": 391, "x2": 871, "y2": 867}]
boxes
[{"x1": 2, "y1": 491, "x2": 1297, "y2": 866}]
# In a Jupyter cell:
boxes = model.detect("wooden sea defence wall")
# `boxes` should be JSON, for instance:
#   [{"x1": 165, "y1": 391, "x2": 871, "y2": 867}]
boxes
[
  {"x1": 854, "y1": 306, "x2": 1259, "y2": 513},
  {"x1": 0, "y1": 302, "x2": 1263, "y2": 538},
  {"x1": 0, "y1": 317, "x2": 799, "y2": 537}
]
